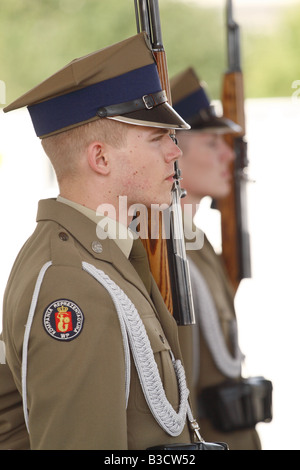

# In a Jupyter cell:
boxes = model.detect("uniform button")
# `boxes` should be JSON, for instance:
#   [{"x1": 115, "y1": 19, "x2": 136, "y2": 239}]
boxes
[
  {"x1": 92, "y1": 240, "x2": 103, "y2": 253},
  {"x1": 59, "y1": 232, "x2": 69, "y2": 241}
]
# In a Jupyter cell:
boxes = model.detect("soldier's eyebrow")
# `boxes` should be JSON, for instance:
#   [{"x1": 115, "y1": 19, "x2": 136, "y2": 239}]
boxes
[{"x1": 149, "y1": 128, "x2": 170, "y2": 137}]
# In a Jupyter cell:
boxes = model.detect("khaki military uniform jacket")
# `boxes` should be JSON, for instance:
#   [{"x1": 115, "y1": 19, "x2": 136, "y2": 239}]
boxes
[
  {"x1": 0, "y1": 199, "x2": 192, "y2": 450},
  {"x1": 184, "y1": 233, "x2": 261, "y2": 450}
]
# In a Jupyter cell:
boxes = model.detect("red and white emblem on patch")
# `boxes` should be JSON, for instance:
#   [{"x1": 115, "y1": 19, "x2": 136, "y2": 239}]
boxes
[{"x1": 43, "y1": 299, "x2": 84, "y2": 341}]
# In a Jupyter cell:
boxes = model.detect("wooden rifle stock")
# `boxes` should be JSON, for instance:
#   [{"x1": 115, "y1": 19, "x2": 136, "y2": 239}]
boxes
[
  {"x1": 215, "y1": 0, "x2": 251, "y2": 292},
  {"x1": 153, "y1": 50, "x2": 172, "y2": 108},
  {"x1": 138, "y1": 209, "x2": 174, "y2": 315},
  {"x1": 134, "y1": 0, "x2": 195, "y2": 325},
  {"x1": 222, "y1": 71, "x2": 245, "y2": 134}
]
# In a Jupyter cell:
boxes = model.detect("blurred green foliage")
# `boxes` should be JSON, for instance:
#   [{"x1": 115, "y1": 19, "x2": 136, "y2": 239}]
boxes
[
  {"x1": 243, "y1": 5, "x2": 300, "y2": 98},
  {"x1": 0, "y1": 0, "x2": 299, "y2": 103}
]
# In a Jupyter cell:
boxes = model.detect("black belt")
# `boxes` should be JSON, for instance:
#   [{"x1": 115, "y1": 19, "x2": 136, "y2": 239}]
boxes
[{"x1": 197, "y1": 377, "x2": 273, "y2": 433}]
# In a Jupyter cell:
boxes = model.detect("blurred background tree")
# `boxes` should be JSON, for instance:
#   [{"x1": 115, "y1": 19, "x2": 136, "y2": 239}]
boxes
[
  {"x1": 0, "y1": 0, "x2": 299, "y2": 104},
  {"x1": 243, "y1": 4, "x2": 300, "y2": 98}
]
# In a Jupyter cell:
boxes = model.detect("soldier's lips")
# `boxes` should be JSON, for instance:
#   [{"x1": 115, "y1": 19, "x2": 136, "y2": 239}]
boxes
[{"x1": 165, "y1": 173, "x2": 175, "y2": 182}]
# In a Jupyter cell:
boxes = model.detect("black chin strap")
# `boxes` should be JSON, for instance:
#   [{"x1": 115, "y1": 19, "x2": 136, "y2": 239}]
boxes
[{"x1": 97, "y1": 90, "x2": 167, "y2": 117}]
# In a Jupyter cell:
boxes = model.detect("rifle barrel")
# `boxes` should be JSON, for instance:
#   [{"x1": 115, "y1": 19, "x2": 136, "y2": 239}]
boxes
[
  {"x1": 226, "y1": 0, "x2": 241, "y2": 72},
  {"x1": 148, "y1": 0, "x2": 163, "y2": 49},
  {"x1": 135, "y1": 0, "x2": 151, "y2": 37},
  {"x1": 134, "y1": 0, "x2": 195, "y2": 325}
]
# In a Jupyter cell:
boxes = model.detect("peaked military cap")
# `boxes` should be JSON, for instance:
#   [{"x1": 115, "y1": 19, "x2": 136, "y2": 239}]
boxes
[
  {"x1": 4, "y1": 33, "x2": 189, "y2": 138},
  {"x1": 170, "y1": 67, "x2": 241, "y2": 134}
]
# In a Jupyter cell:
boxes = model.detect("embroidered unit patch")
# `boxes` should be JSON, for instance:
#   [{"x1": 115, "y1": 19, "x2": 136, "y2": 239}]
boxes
[{"x1": 43, "y1": 299, "x2": 84, "y2": 341}]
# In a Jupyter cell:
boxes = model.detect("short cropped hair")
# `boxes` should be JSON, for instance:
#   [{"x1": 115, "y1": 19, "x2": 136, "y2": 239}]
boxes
[{"x1": 41, "y1": 118, "x2": 129, "y2": 183}]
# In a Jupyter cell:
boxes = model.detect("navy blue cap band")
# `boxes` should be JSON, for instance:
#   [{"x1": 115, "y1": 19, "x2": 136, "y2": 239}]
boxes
[
  {"x1": 173, "y1": 88, "x2": 210, "y2": 121},
  {"x1": 28, "y1": 63, "x2": 162, "y2": 137}
]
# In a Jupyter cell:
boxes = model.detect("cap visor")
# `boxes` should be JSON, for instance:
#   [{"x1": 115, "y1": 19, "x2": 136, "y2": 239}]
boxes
[
  {"x1": 190, "y1": 115, "x2": 242, "y2": 134},
  {"x1": 108, "y1": 102, "x2": 190, "y2": 130}
]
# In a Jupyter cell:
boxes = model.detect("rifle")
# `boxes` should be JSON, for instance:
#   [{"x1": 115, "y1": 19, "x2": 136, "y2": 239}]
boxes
[
  {"x1": 215, "y1": 0, "x2": 251, "y2": 292},
  {"x1": 134, "y1": 0, "x2": 195, "y2": 325}
]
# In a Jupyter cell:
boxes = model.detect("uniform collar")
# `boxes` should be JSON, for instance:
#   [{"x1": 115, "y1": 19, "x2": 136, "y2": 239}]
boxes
[
  {"x1": 36, "y1": 198, "x2": 180, "y2": 349},
  {"x1": 37, "y1": 198, "x2": 159, "y2": 311},
  {"x1": 57, "y1": 196, "x2": 134, "y2": 258}
]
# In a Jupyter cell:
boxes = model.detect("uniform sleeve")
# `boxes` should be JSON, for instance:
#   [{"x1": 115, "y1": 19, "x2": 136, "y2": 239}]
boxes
[
  {"x1": 19, "y1": 265, "x2": 129, "y2": 450},
  {"x1": 0, "y1": 335, "x2": 30, "y2": 450}
]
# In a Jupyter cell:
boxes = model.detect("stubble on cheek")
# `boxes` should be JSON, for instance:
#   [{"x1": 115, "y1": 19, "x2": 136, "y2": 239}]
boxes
[{"x1": 120, "y1": 167, "x2": 152, "y2": 203}]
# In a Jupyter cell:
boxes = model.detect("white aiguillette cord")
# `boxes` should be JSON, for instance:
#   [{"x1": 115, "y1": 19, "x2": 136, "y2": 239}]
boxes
[
  {"x1": 22, "y1": 260, "x2": 200, "y2": 439},
  {"x1": 22, "y1": 261, "x2": 53, "y2": 432},
  {"x1": 82, "y1": 262, "x2": 194, "y2": 437},
  {"x1": 188, "y1": 258, "x2": 244, "y2": 379}
]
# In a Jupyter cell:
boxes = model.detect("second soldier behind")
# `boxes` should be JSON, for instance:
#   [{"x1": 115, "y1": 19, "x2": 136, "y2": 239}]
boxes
[{"x1": 171, "y1": 67, "x2": 262, "y2": 450}]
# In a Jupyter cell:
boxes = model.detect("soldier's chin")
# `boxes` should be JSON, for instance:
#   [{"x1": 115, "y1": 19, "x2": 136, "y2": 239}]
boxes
[
  {"x1": 149, "y1": 195, "x2": 172, "y2": 210},
  {"x1": 213, "y1": 184, "x2": 231, "y2": 200}
]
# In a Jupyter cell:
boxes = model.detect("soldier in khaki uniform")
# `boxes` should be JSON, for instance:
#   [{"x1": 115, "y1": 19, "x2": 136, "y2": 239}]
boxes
[
  {"x1": 0, "y1": 34, "x2": 199, "y2": 450},
  {"x1": 171, "y1": 68, "x2": 262, "y2": 450}
]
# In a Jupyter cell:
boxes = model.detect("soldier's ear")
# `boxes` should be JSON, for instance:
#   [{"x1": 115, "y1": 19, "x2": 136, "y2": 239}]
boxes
[{"x1": 87, "y1": 141, "x2": 111, "y2": 176}]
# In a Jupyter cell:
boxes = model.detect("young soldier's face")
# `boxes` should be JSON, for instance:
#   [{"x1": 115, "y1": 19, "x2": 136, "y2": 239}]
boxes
[
  {"x1": 179, "y1": 131, "x2": 234, "y2": 200},
  {"x1": 111, "y1": 125, "x2": 182, "y2": 208}
]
